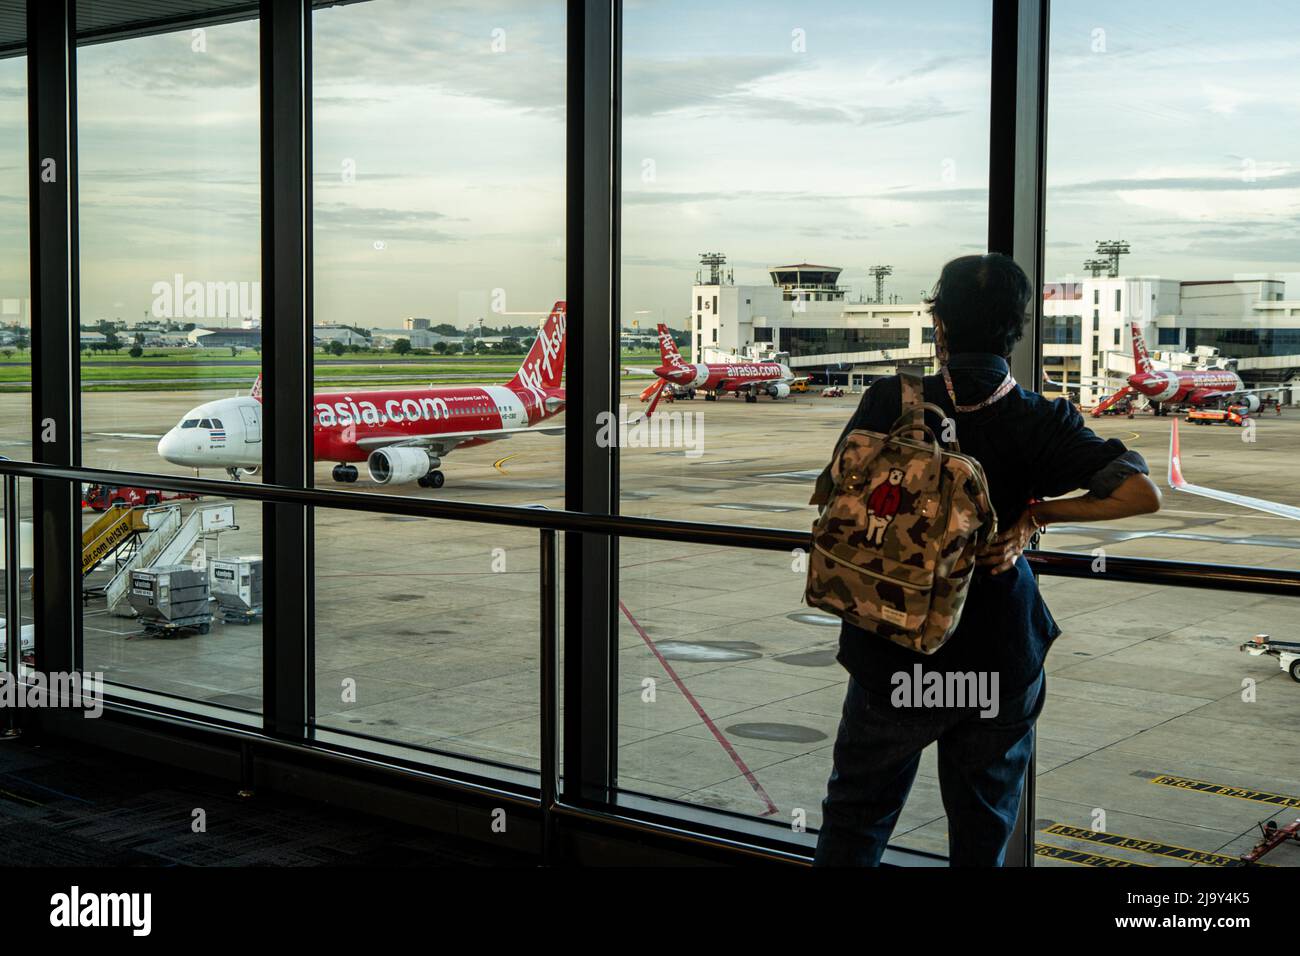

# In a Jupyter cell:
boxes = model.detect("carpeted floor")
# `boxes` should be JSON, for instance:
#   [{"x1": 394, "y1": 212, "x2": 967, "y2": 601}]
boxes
[{"x1": 0, "y1": 734, "x2": 531, "y2": 866}]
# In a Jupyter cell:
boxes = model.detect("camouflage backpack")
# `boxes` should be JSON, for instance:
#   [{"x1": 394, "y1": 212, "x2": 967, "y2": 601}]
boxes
[{"x1": 805, "y1": 371, "x2": 997, "y2": 654}]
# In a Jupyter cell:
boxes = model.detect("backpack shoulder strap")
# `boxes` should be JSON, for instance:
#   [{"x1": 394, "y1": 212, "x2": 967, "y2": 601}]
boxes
[
  {"x1": 899, "y1": 369, "x2": 924, "y2": 417},
  {"x1": 809, "y1": 462, "x2": 834, "y2": 506}
]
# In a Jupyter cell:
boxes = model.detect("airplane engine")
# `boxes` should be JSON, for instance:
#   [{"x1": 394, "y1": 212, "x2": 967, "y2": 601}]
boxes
[
  {"x1": 766, "y1": 382, "x2": 791, "y2": 399},
  {"x1": 367, "y1": 447, "x2": 440, "y2": 485},
  {"x1": 1237, "y1": 394, "x2": 1261, "y2": 413}
]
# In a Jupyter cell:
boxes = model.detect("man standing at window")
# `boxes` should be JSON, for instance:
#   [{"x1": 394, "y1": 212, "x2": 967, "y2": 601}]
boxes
[{"x1": 814, "y1": 254, "x2": 1161, "y2": 867}]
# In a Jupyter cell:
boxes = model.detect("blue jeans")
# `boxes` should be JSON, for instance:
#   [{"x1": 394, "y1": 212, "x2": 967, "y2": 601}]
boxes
[{"x1": 813, "y1": 668, "x2": 1046, "y2": 867}]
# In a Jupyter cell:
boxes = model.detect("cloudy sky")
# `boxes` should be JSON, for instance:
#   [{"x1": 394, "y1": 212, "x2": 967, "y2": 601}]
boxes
[{"x1": 0, "y1": 0, "x2": 1297, "y2": 331}]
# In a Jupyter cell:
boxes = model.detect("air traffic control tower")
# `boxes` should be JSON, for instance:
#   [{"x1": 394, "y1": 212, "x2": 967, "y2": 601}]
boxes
[
  {"x1": 768, "y1": 263, "x2": 848, "y2": 303},
  {"x1": 692, "y1": 258, "x2": 854, "y2": 363}
]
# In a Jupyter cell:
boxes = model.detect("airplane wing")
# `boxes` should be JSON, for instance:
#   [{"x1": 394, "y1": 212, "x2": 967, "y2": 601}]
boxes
[
  {"x1": 621, "y1": 366, "x2": 659, "y2": 376},
  {"x1": 1042, "y1": 373, "x2": 1129, "y2": 390},
  {"x1": 356, "y1": 423, "x2": 564, "y2": 458},
  {"x1": 1210, "y1": 385, "x2": 1288, "y2": 399},
  {"x1": 1167, "y1": 417, "x2": 1300, "y2": 520}
]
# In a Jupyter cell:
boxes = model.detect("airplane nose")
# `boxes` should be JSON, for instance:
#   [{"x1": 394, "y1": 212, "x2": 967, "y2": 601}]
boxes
[{"x1": 157, "y1": 429, "x2": 179, "y2": 462}]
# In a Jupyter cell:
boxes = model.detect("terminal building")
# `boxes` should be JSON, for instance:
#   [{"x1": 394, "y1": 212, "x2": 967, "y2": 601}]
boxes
[{"x1": 692, "y1": 257, "x2": 1300, "y2": 404}]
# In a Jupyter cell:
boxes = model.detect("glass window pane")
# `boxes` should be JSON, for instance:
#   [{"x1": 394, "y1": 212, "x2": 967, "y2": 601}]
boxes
[
  {"x1": 76, "y1": 13, "x2": 263, "y2": 710},
  {"x1": 618, "y1": 540, "x2": 835, "y2": 835},
  {"x1": 1045, "y1": 2, "x2": 1300, "y2": 568},
  {"x1": 311, "y1": 0, "x2": 565, "y2": 500},
  {"x1": 81, "y1": 489, "x2": 263, "y2": 713},
  {"x1": 76, "y1": 16, "x2": 262, "y2": 481},
  {"x1": 0, "y1": 41, "x2": 29, "y2": 460},
  {"x1": 1029, "y1": 578, "x2": 1300, "y2": 867},
  {"x1": 312, "y1": 512, "x2": 560, "y2": 775},
  {"x1": 309, "y1": 1, "x2": 566, "y2": 776},
  {"x1": 616, "y1": 0, "x2": 993, "y2": 833}
]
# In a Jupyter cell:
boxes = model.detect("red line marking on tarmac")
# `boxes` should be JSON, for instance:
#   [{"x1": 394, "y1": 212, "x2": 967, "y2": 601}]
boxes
[{"x1": 618, "y1": 599, "x2": 779, "y2": 818}]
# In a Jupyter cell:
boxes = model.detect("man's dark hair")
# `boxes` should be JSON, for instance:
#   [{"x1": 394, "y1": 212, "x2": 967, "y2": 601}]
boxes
[{"x1": 923, "y1": 253, "x2": 1031, "y2": 357}]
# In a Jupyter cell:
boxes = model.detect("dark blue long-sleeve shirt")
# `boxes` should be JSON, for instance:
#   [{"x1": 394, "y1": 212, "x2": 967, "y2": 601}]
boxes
[{"x1": 831, "y1": 352, "x2": 1148, "y2": 699}]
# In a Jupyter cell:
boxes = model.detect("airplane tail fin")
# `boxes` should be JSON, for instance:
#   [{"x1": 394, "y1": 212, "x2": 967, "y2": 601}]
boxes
[
  {"x1": 506, "y1": 301, "x2": 566, "y2": 395},
  {"x1": 1131, "y1": 321, "x2": 1155, "y2": 375},
  {"x1": 251, "y1": 373, "x2": 262, "y2": 402},
  {"x1": 656, "y1": 324, "x2": 687, "y2": 368}
]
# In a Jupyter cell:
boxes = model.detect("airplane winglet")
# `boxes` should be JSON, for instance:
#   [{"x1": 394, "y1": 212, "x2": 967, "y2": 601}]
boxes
[
  {"x1": 1168, "y1": 417, "x2": 1186, "y2": 489},
  {"x1": 1164, "y1": 415, "x2": 1300, "y2": 520}
]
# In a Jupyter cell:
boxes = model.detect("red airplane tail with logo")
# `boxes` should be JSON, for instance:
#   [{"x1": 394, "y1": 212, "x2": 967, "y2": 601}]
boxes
[
  {"x1": 250, "y1": 373, "x2": 262, "y2": 403},
  {"x1": 506, "y1": 301, "x2": 567, "y2": 402},
  {"x1": 1130, "y1": 321, "x2": 1155, "y2": 375},
  {"x1": 656, "y1": 323, "x2": 689, "y2": 370}
]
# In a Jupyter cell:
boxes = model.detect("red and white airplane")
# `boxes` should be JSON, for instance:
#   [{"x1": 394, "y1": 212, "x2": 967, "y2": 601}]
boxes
[
  {"x1": 158, "y1": 301, "x2": 566, "y2": 489},
  {"x1": 631, "y1": 323, "x2": 808, "y2": 415},
  {"x1": 1056, "y1": 321, "x2": 1282, "y2": 417}
]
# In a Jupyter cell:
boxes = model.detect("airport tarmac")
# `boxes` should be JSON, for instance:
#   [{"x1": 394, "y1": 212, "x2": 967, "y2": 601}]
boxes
[{"x1": 7, "y1": 385, "x2": 1299, "y2": 866}]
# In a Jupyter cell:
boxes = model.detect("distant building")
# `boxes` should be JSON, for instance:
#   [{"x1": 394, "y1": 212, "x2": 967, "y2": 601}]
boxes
[
  {"x1": 620, "y1": 331, "x2": 658, "y2": 349},
  {"x1": 371, "y1": 329, "x2": 447, "y2": 349},
  {"x1": 404, "y1": 317, "x2": 431, "y2": 331},
  {"x1": 190, "y1": 328, "x2": 262, "y2": 349},
  {"x1": 697, "y1": 261, "x2": 1300, "y2": 399},
  {"x1": 313, "y1": 325, "x2": 370, "y2": 347}
]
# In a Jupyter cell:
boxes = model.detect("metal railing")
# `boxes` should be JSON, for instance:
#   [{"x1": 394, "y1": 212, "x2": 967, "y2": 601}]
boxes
[
  {"x1": 8, "y1": 459, "x2": 1300, "y2": 592},
  {"x1": 5, "y1": 457, "x2": 1300, "y2": 864}
]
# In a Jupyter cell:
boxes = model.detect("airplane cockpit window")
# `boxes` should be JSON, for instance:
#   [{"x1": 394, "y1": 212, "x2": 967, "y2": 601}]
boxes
[
  {"x1": 182, "y1": 419, "x2": 199, "y2": 428},
  {"x1": 199, "y1": 419, "x2": 213, "y2": 429},
  {"x1": 211, "y1": 419, "x2": 223, "y2": 429}
]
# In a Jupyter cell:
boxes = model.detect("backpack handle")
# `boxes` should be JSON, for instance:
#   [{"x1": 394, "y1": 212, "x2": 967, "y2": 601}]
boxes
[{"x1": 881, "y1": 419, "x2": 943, "y2": 490}]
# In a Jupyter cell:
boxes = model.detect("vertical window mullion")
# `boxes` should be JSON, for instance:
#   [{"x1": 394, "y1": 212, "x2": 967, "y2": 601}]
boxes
[
  {"x1": 28, "y1": 0, "x2": 79, "y2": 678},
  {"x1": 563, "y1": 0, "x2": 617, "y2": 805},
  {"x1": 987, "y1": 0, "x2": 1050, "y2": 867},
  {"x1": 259, "y1": 0, "x2": 310, "y2": 740}
]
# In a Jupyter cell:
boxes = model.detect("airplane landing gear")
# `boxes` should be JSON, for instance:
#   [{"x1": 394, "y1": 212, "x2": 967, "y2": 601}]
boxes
[
  {"x1": 417, "y1": 470, "x2": 445, "y2": 489},
  {"x1": 704, "y1": 392, "x2": 717, "y2": 402},
  {"x1": 225, "y1": 467, "x2": 243, "y2": 481},
  {"x1": 744, "y1": 391, "x2": 758, "y2": 403},
  {"x1": 332, "y1": 464, "x2": 359, "y2": 483}
]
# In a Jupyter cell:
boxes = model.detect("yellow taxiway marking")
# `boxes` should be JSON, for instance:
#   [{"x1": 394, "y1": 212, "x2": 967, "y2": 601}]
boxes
[
  {"x1": 1043, "y1": 824, "x2": 1248, "y2": 867},
  {"x1": 0, "y1": 787, "x2": 41, "y2": 807},
  {"x1": 493, "y1": 454, "x2": 518, "y2": 474},
  {"x1": 1034, "y1": 843, "x2": 1150, "y2": 867},
  {"x1": 1150, "y1": 774, "x2": 1300, "y2": 810}
]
